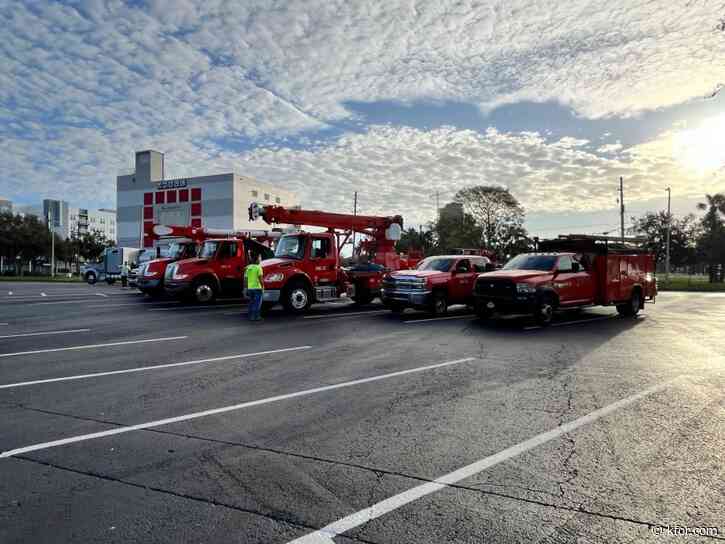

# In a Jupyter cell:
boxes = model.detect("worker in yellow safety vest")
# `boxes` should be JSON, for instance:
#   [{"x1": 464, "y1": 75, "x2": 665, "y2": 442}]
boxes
[{"x1": 244, "y1": 254, "x2": 264, "y2": 321}]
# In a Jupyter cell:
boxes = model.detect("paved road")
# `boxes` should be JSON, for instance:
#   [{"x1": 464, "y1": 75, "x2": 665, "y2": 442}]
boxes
[{"x1": 0, "y1": 282, "x2": 722, "y2": 543}]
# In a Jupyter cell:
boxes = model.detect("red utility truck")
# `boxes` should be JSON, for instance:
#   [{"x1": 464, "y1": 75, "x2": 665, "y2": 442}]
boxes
[
  {"x1": 249, "y1": 202, "x2": 419, "y2": 313},
  {"x1": 162, "y1": 227, "x2": 279, "y2": 303},
  {"x1": 381, "y1": 254, "x2": 494, "y2": 315},
  {"x1": 473, "y1": 235, "x2": 657, "y2": 325}
]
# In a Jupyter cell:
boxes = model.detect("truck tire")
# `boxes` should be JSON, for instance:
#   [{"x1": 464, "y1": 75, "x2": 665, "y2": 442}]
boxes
[
  {"x1": 192, "y1": 278, "x2": 217, "y2": 304},
  {"x1": 282, "y1": 281, "x2": 311, "y2": 314},
  {"x1": 85, "y1": 272, "x2": 96, "y2": 285},
  {"x1": 617, "y1": 289, "x2": 641, "y2": 317},
  {"x1": 535, "y1": 294, "x2": 556, "y2": 326},
  {"x1": 431, "y1": 290, "x2": 448, "y2": 316}
]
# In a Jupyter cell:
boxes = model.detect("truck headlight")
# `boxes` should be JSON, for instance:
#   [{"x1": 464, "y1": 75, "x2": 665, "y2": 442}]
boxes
[
  {"x1": 264, "y1": 272, "x2": 285, "y2": 282},
  {"x1": 173, "y1": 269, "x2": 189, "y2": 280},
  {"x1": 516, "y1": 283, "x2": 536, "y2": 294}
]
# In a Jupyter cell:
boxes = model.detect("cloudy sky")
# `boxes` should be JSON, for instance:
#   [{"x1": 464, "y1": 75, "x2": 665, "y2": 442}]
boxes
[{"x1": 1, "y1": 0, "x2": 725, "y2": 236}]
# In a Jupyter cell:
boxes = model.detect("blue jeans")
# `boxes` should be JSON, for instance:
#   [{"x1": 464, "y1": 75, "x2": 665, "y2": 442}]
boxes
[{"x1": 247, "y1": 289, "x2": 263, "y2": 320}]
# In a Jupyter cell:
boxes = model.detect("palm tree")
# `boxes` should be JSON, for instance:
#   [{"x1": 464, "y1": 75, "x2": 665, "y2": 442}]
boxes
[{"x1": 696, "y1": 194, "x2": 725, "y2": 282}]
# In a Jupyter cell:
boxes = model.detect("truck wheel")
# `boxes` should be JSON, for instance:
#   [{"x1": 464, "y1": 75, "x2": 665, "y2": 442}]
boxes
[
  {"x1": 193, "y1": 279, "x2": 217, "y2": 304},
  {"x1": 617, "y1": 290, "x2": 641, "y2": 317},
  {"x1": 535, "y1": 295, "x2": 555, "y2": 326},
  {"x1": 431, "y1": 291, "x2": 448, "y2": 316},
  {"x1": 85, "y1": 272, "x2": 96, "y2": 285},
  {"x1": 283, "y1": 281, "x2": 311, "y2": 314}
]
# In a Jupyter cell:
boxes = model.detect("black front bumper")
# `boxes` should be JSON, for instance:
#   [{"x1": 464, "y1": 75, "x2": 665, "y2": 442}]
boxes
[
  {"x1": 137, "y1": 277, "x2": 162, "y2": 291},
  {"x1": 473, "y1": 294, "x2": 536, "y2": 315},
  {"x1": 164, "y1": 279, "x2": 192, "y2": 297}
]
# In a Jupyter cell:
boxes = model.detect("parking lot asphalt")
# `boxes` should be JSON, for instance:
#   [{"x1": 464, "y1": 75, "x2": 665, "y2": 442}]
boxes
[{"x1": 0, "y1": 282, "x2": 723, "y2": 543}]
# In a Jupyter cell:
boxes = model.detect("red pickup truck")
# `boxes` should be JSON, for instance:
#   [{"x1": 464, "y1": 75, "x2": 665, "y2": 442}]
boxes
[
  {"x1": 164, "y1": 237, "x2": 273, "y2": 303},
  {"x1": 381, "y1": 255, "x2": 493, "y2": 315},
  {"x1": 473, "y1": 235, "x2": 657, "y2": 325}
]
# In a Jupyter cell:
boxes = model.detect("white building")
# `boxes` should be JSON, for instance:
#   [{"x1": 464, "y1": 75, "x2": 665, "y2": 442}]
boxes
[
  {"x1": 0, "y1": 198, "x2": 11, "y2": 213},
  {"x1": 117, "y1": 150, "x2": 298, "y2": 248},
  {"x1": 69, "y1": 207, "x2": 117, "y2": 242}
]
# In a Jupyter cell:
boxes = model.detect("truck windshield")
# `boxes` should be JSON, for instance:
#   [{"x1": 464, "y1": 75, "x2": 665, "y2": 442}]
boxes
[
  {"x1": 275, "y1": 235, "x2": 305, "y2": 260},
  {"x1": 165, "y1": 242, "x2": 195, "y2": 259},
  {"x1": 503, "y1": 254, "x2": 557, "y2": 271},
  {"x1": 199, "y1": 241, "x2": 219, "y2": 259},
  {"x1": 416, "y1": 258, "x2": 454, "y2": 272}
]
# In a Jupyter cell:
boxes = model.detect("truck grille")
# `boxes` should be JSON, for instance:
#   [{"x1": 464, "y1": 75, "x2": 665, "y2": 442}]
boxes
[
  {"x1": 384, "y1": 276, "x2": 425, "y2": 290},
  {"x1": 475, "y1": 278, "x2": 515, "y2": 298}
]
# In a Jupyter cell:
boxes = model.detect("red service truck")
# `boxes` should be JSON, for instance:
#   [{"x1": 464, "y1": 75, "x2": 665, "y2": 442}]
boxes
[
  {"x1": 473, "y1": 235, "x2": 657, "y2": 325},
  {"x1": 162, "y1": 227, "x2": 279, "y2": 303},
  {"x1": 249, "y1": 203, "x2": 420, "y2": 313}
]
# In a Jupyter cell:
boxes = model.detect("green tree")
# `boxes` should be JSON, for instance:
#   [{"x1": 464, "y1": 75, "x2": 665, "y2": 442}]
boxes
[
  {"x1": 696, "y1": 194, "x2": 725, "y2": 282},
  {"x1": 396, "y1": 227, "x2": 435, "y2": 256},
  {"x1": 629, "y1": 211, "x2": 700, "y2": 268},
  {"x1": 73, "y1": 231, "x2": 112, "y2": 262},
  {"x1": 453, "y1": 186, "x2": 527, "y2": 254},
  {"x1": 432, "y1": 212, "x2": 484, "y2": 254}
]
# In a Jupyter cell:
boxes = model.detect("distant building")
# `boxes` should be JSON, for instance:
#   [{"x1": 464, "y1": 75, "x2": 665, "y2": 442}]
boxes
[
  {"x1": 0, "y1": 198, "x2": 11, "y2": 213},
  {"x1": 69, "y1": 207, "x2": 117, "y2": 242},
  {"x1": 117, "y1": 150, "x2": 298, "y2": 248},
  {"x1": 15, "y1": 204, "x2": 41, "y2": 218},
  {"x1": 439, "y1": 202, "x2": 464, "y2": 221},
  {"x1": 42, "y1": 199, "x2": 70, "y2": 238}
]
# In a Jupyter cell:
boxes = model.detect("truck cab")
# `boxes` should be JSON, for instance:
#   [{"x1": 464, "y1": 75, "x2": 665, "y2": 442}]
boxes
[
  {"x1": 164, "y1": 237, "x2": 273, "y2": 303},
  {"x1": 474, "y1": 237, "x2": 657, "y2": 325},
  {"x1": 381, "y1": 255, "x2": 492, "y2": 315},
  {"x1": 261, "y1": 231, "x2": 354, "y2": 313},
  {"x1": 136, "y1": 241, "x2": 198, "y2": 296}
]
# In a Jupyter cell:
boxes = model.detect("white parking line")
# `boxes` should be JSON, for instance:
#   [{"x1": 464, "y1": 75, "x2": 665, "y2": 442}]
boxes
[
  {"x1": 0, "y1": 323, "x2": 7, "y2": 326},
  {"x1": 6, "y1": 299, "x2": 108, "y2": 306},
  {"x1": 403, "y1": 314, "x2": 475, "y2": 324},
  {"x1": 287, "y1": 376, "x2": 683, "y2": 544},
  {"x1": 0, "y1": 336, "x2": 187, "y2": 359},
  {"x1": 303, "y1": 310, "x2": 390, "y2": 319},
  {"x1": 0, "y1": 356, "x2": 475, "y2": 458},
  {"x1": 85, "y1": 301, "x2": 181, "y2": 309},
  {"x1": 0, "y1": 328, "x2": 91, "y2": 339},
  {"x1": 0, "y1": 346, "x2": 312, "y2": 389}
]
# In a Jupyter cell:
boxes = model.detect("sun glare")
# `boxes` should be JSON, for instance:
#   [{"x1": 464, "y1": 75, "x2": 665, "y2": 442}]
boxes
[{"x1": 673, "y1": 113, "x2": 725, "y2": 174}]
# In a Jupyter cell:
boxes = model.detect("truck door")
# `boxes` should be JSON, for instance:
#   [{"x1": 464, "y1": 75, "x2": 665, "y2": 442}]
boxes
[
  {"x1": 554, "y1": 255, "x2": 593, "y2": 306},
  {"x1": 309, "y1": 235, "x2": 337, "y2": 287},
  {"x1": 619, "y1": 256, "x2": 635, "y2": 301},
  {"x1": 451, "y1": 258, "x2": 477, "y2": 303},
  {"x1": 218, "y1": 240, "x2": 242, "y2": 295}
]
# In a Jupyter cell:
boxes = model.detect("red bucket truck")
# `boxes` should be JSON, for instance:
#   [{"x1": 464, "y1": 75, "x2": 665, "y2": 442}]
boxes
[
  {"x1": 248, "y1": 202, "x2": 420, "y2": 313},
  {"x1": 473, "y1": 234, "x2": 657, "y2": 325},
  {"x1": 161, "y1": 226, "x2": 280, "y2": 303}
]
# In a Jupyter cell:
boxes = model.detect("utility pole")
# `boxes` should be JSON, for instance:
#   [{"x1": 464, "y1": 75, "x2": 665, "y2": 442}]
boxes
[
  {"x1": 48, "y1": 210, "x2": 55, "y2": 279},
  {"x1": 619, "y1": 176, "x2": 625, "y2": 241},
  {"x1": 435, "y1": 191, "x2": 440, "y2": 218},
  {"x1": 352, "y1": 191, "x2": 358, "y2": 255},
  {"x1": 665, "y1": 187, "x2": 671, "y2": 283}
]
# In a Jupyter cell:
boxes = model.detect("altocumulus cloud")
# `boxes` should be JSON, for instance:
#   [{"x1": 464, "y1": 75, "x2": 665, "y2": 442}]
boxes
[{"x1": 0, "y1": 0, "x2": 723, "y2": 218}]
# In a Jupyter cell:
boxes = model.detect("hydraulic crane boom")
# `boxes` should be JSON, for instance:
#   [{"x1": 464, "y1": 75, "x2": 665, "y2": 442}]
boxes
[
  {"x1": 249, "y1": 203, "x2": 404, "y2": 267},
  {"x1": 149, "y1": 224, "x2": 281, "y2": 244}
]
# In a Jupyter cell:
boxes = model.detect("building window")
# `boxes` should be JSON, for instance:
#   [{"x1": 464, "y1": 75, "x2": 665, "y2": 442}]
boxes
[
  {"x1": 167, "y1": 190, "x2": 177, "y2": 203},
  {"x1": 144, "y1": 193, "x2": 153, "y2": 205},
  {"x1": 144, "y1": 207, "x2": 153, "y2": 220},
  {"x1": 191, "y1": 202, "x2": 202, "y2": 216},
  {"x1": 275, "y1": 197, "x2": 281, "y2": 204},
  {"x1": 251, "y1": 190, "x2": 258, "y2": 197},
  {"x1": 191, "y1": 188, "x2": 202, "y2": 201},
  {"x1": 179, "y1": 189, "x2": 189, "y2": 202},
  {"x1": 155, "y1": 192, "x2": 165, "y2": 204},
  {"x1": 264, "y1": 193, "x2": 270, "y2": 201}
]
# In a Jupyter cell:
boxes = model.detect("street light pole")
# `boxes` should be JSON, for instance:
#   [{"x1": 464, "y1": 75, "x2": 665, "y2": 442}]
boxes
[
  {"x1": 48, "y1": 210, "x2": 55, "y2": 279},
  {"x1": 665, "y1": 187, "x2": 671, "y2": 284}
]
